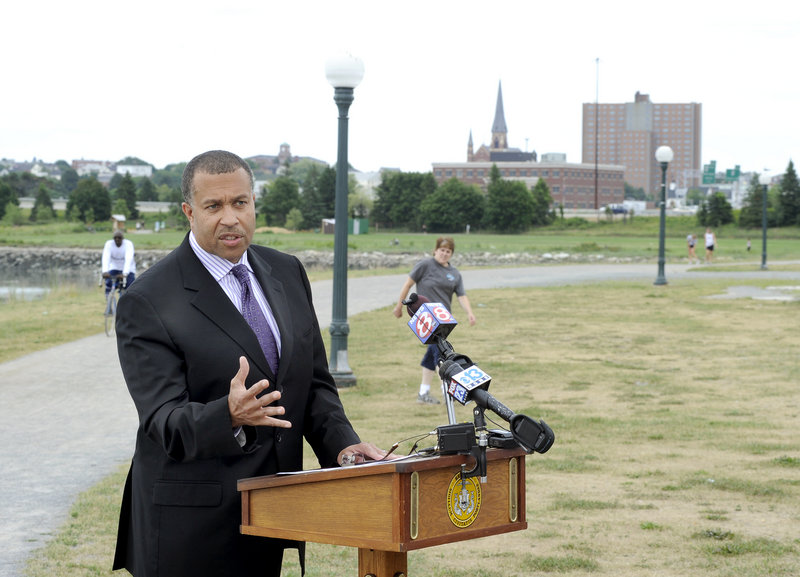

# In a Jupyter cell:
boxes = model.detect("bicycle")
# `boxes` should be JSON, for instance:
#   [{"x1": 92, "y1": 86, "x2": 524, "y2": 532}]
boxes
[{"x1": 102, "y1": 274, "x2": 125, "y2": 337}]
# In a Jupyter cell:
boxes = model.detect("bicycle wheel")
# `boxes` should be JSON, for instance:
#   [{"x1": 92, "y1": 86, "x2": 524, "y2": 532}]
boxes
[{"x1": 104, "y1": 291, "x2": 117, "y2": 336}]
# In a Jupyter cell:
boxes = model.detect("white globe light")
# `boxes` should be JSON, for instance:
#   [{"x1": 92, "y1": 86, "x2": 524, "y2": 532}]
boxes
[
  {"x1": 325, "y1": 53, "x2": 365, "y2": 88},
  {"x1": 759, "y1": 172, "x2": 771, "y2": 186},
  {"x1": 655, "y1": 146, "x2": 674, "y2": 163}
]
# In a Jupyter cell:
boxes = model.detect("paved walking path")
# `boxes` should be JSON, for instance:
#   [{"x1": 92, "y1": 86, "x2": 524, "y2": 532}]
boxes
[{"x1": 2, "y1": 261, "x2": 799, "y2": 576}]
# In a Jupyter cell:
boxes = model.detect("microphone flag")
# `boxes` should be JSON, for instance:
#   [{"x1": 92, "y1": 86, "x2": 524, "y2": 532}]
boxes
[{"x1": 407, "y1": 301, "x2": 458, "y2": 344}]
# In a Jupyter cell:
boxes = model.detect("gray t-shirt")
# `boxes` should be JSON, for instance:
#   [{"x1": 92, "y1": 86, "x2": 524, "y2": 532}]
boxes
[{"x1": 409, "y1": 257, "x2": 465, "y2": 311}]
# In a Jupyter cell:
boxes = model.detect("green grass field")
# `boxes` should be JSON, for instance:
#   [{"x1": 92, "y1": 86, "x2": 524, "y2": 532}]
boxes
[
  {"x1": 4, "y1": 219, "x2": 800, "y2": 576},
  {"x1": 2, "y1": 214, "x2": 800, "y2": 264},
  {"x1": 16, "y1": 277, "x2": 800, "y2": 577}
]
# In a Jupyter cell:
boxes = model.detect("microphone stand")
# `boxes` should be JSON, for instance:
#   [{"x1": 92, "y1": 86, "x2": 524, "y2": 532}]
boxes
[
  {"x1": 442, "y1": 379, "x2": 458, "y2": 425},
  {"x1": 434, "y1": 336, "x2": 459, "y2": 424},
  {"x1": 433, "y1": 335, "x2": 554, "y2": 482},
  {"x1": 466, "y1": 405, "x2": 488, "y2": 483},
  {"x1": 434, "y1": 336, "x2": 489, "y2": 482}
]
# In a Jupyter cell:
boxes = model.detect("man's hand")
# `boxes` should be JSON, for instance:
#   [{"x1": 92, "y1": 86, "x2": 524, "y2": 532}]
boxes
[
  {"x1": 337, "y1": 442, "x2": 393, "y2": 466},
  {"x1": 228, "y1": 356, "x2": 291, "y2": 429}
]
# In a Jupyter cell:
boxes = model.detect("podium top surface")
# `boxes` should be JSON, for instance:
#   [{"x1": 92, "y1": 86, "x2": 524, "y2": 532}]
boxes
[{"x1": 238, "y1": 447, "x2": 526, "y2": 492}]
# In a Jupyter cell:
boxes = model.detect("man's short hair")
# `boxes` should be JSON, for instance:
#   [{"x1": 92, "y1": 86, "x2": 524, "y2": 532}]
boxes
[
  {"x1": 113, "y1": 230, "x2": 124, "y2": 239},
  {"x1": 181, "y1": 150, "x2": 255, "y2": 205}
]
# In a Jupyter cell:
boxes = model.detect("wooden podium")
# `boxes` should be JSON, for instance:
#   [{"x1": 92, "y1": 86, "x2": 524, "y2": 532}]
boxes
[{"x1": 238, "y1": 447, "x2": 527, "y2": 577}]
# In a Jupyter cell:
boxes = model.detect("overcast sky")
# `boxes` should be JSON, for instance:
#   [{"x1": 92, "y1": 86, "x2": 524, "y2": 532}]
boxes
[{"x1": 2, "y1": 1, "x2": 797, "y2": 177}]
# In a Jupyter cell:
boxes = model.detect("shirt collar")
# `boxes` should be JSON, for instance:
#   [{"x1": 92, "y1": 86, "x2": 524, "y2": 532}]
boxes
[{"x1": 188, "y1": 231, "x2": 251, "y2": 282}]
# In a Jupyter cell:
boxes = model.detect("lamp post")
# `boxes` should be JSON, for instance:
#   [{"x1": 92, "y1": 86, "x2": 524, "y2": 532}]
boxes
[
  {"x1": 759, "y1": 172, "x2": 770, "y2": 270},
  {"x1": 325, "y1": 53, "x2": 364, "y2": 387},
  {"x1": 654, "y1": 145, "x2": 673, "y2": 286}
]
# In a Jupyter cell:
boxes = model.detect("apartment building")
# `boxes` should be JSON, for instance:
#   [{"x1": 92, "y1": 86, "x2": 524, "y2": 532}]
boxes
[{"x1": 582, "y1": 91, "x2": 702, "y2": 194}]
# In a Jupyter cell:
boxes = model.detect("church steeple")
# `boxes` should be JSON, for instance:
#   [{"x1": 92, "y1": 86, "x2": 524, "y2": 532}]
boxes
[
  {"x1": 467, "y1": 130, "x2": 474, "y2": 161},
  {"x1": 491, "y1": 81, "x2": 508, "y2": 150}
]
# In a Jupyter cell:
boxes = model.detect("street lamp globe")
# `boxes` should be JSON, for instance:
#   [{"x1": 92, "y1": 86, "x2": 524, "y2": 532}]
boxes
[
  {"x1": 758, "y1": 172, "x2": 771, "y2": 186},
  {"x1": 325, "y1": 53, "x2": 365, "y2": 88},
  {"x1": 655, "y1": 146, "x2": 674, "y2": 163}
]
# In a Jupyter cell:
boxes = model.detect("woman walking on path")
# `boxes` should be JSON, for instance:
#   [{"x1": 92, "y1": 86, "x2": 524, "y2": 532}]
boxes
[{"x1": 392, "y1": 236, "x2": 476, "y2": 404}]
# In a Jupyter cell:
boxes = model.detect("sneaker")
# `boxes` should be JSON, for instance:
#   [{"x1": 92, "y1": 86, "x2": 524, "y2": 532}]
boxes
[{"x1": 417, "y1": 392, "x2": 441, "y2": 405}]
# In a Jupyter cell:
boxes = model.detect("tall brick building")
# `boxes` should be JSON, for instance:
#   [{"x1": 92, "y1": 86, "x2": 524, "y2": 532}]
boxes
[
  {"x1": 582, "y1": 92, "x2": 702, "y2": 194},
  {"x1": 434, "y1": 82, "x2": 624, "y2": 209}
]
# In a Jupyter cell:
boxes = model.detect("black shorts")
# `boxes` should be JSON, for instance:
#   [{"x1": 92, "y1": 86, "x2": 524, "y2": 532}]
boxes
[
  {"x1": 706, "y1": 245, "x2": 714, "y2": 251},
  {"x1": 420, "y1": 344, "x2": 440, "y2": 371}
]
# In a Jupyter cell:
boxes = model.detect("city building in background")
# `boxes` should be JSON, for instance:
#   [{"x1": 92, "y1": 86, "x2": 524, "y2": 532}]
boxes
[
  {"x1": 116, "y1": 164, "x2": 153, "y2": 178},
  {"x1": 434, "y1": 82, "x2": 624, "y2": 209},
  {"x1": 467, "y1": 82, "x2": 537, "y2": 164},
  {"x1": 582, "y1": 92, "x2": 702, "y2": 194}
]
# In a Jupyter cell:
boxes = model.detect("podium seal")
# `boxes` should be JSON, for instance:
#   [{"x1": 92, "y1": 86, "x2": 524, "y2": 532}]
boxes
[{"x1": 446, "y1": 472, "x2": 482, "y2": 528}]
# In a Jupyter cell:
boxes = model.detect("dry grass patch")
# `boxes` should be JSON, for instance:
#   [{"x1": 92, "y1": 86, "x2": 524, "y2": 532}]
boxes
[
  {"x1": 24, "y1": 278, "x2": 800, "y2": 577},
  {"x1": 0, "y1": 284, "x2": 104, "y2": 362},
  {"x1": 325, "y1": 279, "x2": 800, "y2": 577}
]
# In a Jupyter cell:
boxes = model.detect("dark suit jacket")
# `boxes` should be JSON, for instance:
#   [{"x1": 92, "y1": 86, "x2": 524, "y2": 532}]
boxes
[{"x1": 113, "y1": 234, "x2": 360, "y2": 577}]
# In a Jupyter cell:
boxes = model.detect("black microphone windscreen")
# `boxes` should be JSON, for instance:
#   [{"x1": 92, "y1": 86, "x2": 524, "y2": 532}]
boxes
[
  {"x1": 405, "y1": 293, "x2": 430, "y2": 317},
  {"x1": 401, "y1": 293, "x2": 418, "y2": 306}
]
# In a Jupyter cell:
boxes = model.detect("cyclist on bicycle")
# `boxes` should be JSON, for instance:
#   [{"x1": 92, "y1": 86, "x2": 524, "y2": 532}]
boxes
[{"x1": 102, "y1": 230, "x2": 136, "y2": 295}]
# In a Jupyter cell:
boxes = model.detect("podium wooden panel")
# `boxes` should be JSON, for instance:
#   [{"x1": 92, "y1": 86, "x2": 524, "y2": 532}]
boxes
[{"x1": 238, "y1": 447, "x2": 527, "y2": 577}]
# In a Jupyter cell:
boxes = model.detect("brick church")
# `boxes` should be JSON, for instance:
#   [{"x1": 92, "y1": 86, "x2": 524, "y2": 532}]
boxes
[{"x1": 432, "y1": 82, "x2": 624, "y2": 210}]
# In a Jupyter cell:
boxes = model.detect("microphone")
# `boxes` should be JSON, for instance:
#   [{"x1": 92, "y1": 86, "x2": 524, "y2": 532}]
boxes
[
  {"x1": 402, "y1": 292, "x2": 424, "y2": 316},
  {"x1": 404, "y1": 293, "x2": 458, "y2": 344},
  {"x1": 473, "y1": 389, "x2": 554, "y2": 454},
  {"x1": 438, "y1": 358, "x2": 554, "y2": 454},
  {"x1": 403, "y1": 293, "x2": 556, "y2": 455}
]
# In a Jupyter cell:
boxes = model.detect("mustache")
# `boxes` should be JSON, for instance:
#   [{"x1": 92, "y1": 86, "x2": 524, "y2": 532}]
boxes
[{"x1": 218, "y1": 228, "x2": 246, "y2": 237}]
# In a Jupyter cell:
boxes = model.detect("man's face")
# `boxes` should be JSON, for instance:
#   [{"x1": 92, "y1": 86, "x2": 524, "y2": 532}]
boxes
[
  {"x1": 113, "y1": 235, "x2": 123, "y2": 247},
  {"x1": 181, "y1": 168, "x2": 256, "y2": 263}
]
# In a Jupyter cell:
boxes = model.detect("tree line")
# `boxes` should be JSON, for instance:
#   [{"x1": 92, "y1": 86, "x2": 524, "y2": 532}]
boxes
[
  {"x1": 2, "y1": 157, "x2": 799, "y2": 233},
  {"x1": 258, "y1": 161, "x2": 800, "y2": 233},
  {"x1": 697, "y1": 160, "x2": 800, "y2": 229},
  {"x1": 371, "y1": 165, "x2": 554, "y2": 233},
  {"x1": 0, "y1": 157, "x2": 186, "y2": 225},
  {"x1": 257, "y1": 162, "x2": 556, "y2": 233}
]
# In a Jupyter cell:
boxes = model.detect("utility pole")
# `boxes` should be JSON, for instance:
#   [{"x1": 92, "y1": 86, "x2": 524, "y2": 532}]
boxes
[{"x1": 594, "y1": 57, "x2": 600, "y2": 211}]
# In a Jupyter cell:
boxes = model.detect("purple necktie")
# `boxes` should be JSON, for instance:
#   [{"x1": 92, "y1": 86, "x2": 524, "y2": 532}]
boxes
[{"x1": 230, "y1": 265, "x2": 279, "y2": 375}]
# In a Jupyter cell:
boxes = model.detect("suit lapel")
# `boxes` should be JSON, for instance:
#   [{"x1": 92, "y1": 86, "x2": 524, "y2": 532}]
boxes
[{"x1": 177, "y1": 238, "x2": 275, "y2": 380}]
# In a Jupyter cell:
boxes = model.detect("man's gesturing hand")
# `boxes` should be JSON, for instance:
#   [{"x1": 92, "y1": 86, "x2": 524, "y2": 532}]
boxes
[{"x1": 228, "y1": 356, "x2": 291, "y2": 429}]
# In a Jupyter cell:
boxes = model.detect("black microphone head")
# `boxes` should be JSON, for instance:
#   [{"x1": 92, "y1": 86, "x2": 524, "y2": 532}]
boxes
[
  {"x1": 510, "y1": 414, "x2": 555, "y2": 454},
  {"x1": 401, "y1": 292, "x2": 418, "y2": 306},
  {"x1": 438, "y1": 354, "x2": 473, "y2": 382},
  {"x1": 404, "y1": 293, "x2": 430, "y2": 317}
]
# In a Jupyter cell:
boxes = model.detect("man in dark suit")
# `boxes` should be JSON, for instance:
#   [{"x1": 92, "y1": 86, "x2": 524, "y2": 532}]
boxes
[{"x1": 113, "y1": 150, "x2": 385, "y2": 577}]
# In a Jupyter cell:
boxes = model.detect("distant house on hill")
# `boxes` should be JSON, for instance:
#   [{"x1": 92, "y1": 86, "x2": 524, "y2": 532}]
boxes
[
  {"x1": 72, "y1": 159, "x2": 115, "y2": 184},
  {"x1": 116, "y1": 164, "x2": 153, "y2": 178},
  {"x1": 247, "y1": 143, "x2": 328, "y2": 179}
]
